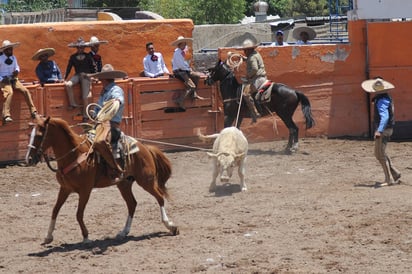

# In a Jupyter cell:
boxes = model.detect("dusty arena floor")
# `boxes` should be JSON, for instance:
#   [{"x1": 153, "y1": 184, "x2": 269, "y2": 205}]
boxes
[{"x1": 1, "y1": 138, "x2": 412, "y2": 273}]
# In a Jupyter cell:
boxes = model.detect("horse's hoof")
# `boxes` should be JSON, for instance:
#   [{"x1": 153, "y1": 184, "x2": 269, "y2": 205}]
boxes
[
  {"x1": 170, "y1": 226, "x2": 179, "y2": 236},
  {"x1": 41, "y1": 237, "x2": 53, "y2": 245}
]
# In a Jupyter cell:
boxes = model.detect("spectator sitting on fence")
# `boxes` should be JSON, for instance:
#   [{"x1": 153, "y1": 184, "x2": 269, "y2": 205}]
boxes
[
  {"x1": 64, "y1": 37, "x2": 97, "y2": 121},
  {"x1": 0, "y1": 40, "x2": 37, "y2": 124},
  {"x1": 143, "y1": 42, "x2": 170, "y2": 78},
  {"x1": 87, "y1": 36, "x2": 108, "y2": 72},
  {"x1": 171, "y1": 36, "x2": 205, "y2": 108},
  {"x1": 32, "y1": 48, "x2": 63, "y2": 85},
  {"x1": 293, "y1": 26, "x2": 316, "y2": 45}
]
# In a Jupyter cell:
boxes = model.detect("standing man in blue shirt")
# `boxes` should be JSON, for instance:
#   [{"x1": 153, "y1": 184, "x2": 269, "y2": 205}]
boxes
[{"x1": 361, "y1": 77, "x2": 401, "y2": 187}]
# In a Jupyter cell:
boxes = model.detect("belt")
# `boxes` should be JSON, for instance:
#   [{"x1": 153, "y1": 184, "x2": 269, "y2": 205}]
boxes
[{"x1": 173, "y1": 69, "x2": 189, "y2": 73}]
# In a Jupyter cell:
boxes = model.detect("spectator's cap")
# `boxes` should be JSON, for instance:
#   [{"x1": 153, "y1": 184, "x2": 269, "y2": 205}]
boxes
[
  {"x1": 276, "y1": 30, "x2": 284, "y2": 36},
  {"x1": 87, "y1": 36, "x2": 108, "y2": 46},
  {"x1": 68, "y1": 37, "x2": 88, "y2": 48},
  {"x1": 361, "y1": 77, "x2": 395, "y2": 93},
  {"x1": 171, "y1": 36, "x2": 193, "y2": 47},
  {"x1": 32, "y1": 48, "x2": 55, "y2": 61},
  {"x1": 0, "y1": 40, "x2": 20, "y2": 51},
  {"x1": 88, "y1": 64, "x2": 127, "y2": 80},
  {"x1": 292, "y1": 26, "x2": 316, "y2": 40},
  {"x1": 237, "y1": 39, "x2": 258, "y2": 50}
]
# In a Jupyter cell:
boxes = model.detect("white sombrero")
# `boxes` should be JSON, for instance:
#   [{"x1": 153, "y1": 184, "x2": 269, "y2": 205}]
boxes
[
  {"x1": 32, "y1": 48, "x2": 55, "y2": 61},
  {"x1": 361, "y1": 78, "x2": 395, "y2": 93},
  {"x1": 88, "y1": 64, "x2": 127, "y2": 79},
  {"x1": 0, "y1": 40, "x2": 20, "y2": 51},
  {"x1": 87, "y1": 36, "x2": 108, "y2": 46},
  {"x1": 292, "y1": 26, "x2": 317, "y2": 40},
  {"x1": 236, "y1": 39, "x2": 258, "y2": 50},
  {"x1": 170, "y1": 36, "x2": 193, "y2": 47}
]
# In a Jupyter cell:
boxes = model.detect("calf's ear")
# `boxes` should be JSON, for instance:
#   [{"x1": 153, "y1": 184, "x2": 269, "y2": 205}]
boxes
[
  {"x1": 207, "y1": 152, "x2": 218, "y2": 158},
  {"x1": 235, "y1": 153, "x2": 245, "y2": 160}
]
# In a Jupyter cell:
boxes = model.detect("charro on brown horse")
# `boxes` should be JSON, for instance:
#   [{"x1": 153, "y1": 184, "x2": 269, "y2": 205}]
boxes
[{"x1": 26, "y1": 115, "x2": 178, "y2": 244}]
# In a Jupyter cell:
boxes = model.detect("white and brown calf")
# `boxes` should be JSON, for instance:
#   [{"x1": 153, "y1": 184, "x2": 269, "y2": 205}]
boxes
[{"x1": 198, "y1": 127, "x2": 248, "y2": 192}]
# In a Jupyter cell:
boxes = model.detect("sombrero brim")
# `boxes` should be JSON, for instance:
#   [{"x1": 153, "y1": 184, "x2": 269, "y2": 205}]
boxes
[
  {"x1": 88, "y1": 70, "x2": 127, "y2": 80},
  {"x1": 292, "y1": 27, "x2": 317, "y2": 40},
  {"x1": 87, "y1": 40, "x2": 108, "y2": 46},
  {"x1": 68, "y1": 42, "x2": 88, "y2": 48},
  {"x1": 32, "y1": 48, "x2": 55, "y2": 61},
  {"x1": 236, "y1": 44, "x2": 258, "y2": 50},
  {"x1": 0, "y1": 42, "x2": 20, "y2": 51},
  {"x1": 361, "y1": 79, "x2": 395, "y2": 93},
  {"x1": 171, "y1": 38, "x2": 193, "y2": 47}
]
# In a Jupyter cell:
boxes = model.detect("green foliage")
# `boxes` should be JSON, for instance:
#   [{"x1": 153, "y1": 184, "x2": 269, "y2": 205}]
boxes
[
  {"x1": 290, "y1": 0, "x2": 329, "y2": 17},
  {"x1": 6, "y1": 0, "x2": 67, "y2": 12},
  {"x1": 140, "y1": 0, "x2": 245, "y2": 24},
  {"x1": 85, "y1": 0, "x2": 139, "y2": 7}
]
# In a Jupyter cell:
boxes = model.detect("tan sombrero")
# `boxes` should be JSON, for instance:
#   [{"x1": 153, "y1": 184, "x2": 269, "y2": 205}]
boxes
[
  {"x1": 292, "y1": 26, "x2": 317, "y2": 41},
  {"x1": 171, "y1": 36, "x2": 193, "y2": 47},
  {"x1": 32, "y1": 48, "x2": 55, "y2": 61},
  {"x1": 0, "y1": 40, "x2": 20, "y2": 51},
  {"x1": 88, "y1": 64, "x2": 127, "y2": 79},
  {"x1": 236, "y1": 39, "x2": 258, "y2": 50},
  {"x1": 68, "y1": 37, "x2": 88, "y2": 48},
  {"x1": 87, "y1": 36, "x2": 108, "y2": 46},
  {"x1": 361, "y1": 78, "x2": 395, "y2": 93}
]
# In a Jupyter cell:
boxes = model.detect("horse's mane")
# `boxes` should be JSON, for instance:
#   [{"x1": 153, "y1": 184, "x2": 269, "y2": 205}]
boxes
[{"x1": 49, "y1": 117, "x2": 84, "y2": 146}]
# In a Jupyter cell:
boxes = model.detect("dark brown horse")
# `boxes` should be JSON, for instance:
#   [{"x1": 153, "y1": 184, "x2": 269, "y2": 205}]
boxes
[
  {"x1": 205, "y1": 60, "x2": 315, "y2": 152},
  {"x1": 26, "y1": 115, "x2": 178, "y2": 244}
]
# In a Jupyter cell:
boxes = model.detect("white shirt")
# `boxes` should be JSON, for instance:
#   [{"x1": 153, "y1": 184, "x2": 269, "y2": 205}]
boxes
[
  {"x1": 143, "y1": 52, "x2": 170, "y2": 77},
  {"x1": 172, "y1": 48, "x2": 190, "y2": 71},
  {"x1": 271, "y1": 41, "x2": 289, "y2": 46},
  {"x1": 0, "y1": 54, "x2": 19, "y2": 80},
  {"x1": 296, "y1": 40, "x2": 312, "y2": 45}
]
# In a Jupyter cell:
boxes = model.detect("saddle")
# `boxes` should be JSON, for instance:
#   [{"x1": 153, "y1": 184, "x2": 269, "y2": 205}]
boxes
[
  {"x1": 86, "y1": 124, "x2": 140, "y2": 169},
  {"x1": 255, "y1": 80, "x2": 274, "y2": 103}
]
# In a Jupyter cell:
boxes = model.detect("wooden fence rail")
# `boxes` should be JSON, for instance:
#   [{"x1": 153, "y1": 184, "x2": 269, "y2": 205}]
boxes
[{"x1": 0, "y1": 77, "x2": 222, "y2": 165}]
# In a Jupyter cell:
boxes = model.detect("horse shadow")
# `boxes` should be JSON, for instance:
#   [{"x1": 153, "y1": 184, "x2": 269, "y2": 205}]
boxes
[{"x1": 27, "y1": 231, "x2": 172, "y2": 257}]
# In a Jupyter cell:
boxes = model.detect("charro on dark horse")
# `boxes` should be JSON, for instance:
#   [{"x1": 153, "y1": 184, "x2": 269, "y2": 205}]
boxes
[{"x1": 205, "y1": 59, "x2": 315, "y2": 153}]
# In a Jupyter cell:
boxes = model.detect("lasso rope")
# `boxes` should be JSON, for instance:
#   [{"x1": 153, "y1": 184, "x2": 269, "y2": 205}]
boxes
[{"x1": 226, "y1": 52, "x2": 244, "y2": 71}]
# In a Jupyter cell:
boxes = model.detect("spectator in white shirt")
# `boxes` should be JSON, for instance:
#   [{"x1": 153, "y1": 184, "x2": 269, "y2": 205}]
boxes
[
  {"x1": 143, "y1": 42, "x2": 170, "y2": 78},
  {"x1": 271, "y1": 30, "x2": 289, "y2": 46},
  {"x1": 171, "y1": 36, "x2": 204, "y2": 108}
]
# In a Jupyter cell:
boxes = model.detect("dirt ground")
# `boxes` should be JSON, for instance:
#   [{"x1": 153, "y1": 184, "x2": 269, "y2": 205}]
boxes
[{"x1": 1, "y1": 137, "x2": 412, "y2": 273}]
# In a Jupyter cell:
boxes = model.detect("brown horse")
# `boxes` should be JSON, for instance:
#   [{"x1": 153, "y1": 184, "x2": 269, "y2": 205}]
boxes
[{"x1": 26, "y1": 115, "x2": 178, "y2": 244}]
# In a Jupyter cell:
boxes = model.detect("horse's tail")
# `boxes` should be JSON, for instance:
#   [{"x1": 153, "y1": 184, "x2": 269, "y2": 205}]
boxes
[
  {"x1": 147, "y1": 145, "x2": 172, "y2": 199},
  {"x1": 296, "y1": 91, "x2": 315, "y2": 129}
]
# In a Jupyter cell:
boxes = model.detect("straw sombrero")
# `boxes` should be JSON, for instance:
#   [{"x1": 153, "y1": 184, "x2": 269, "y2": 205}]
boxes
[
  {"x1": 170, "y1": 36, "x2": 193, "y2": 47},
  {"x1": 88, "y1": 64, "x2": 127, "y2": 79},
  {"x1": 0, "y1": 40, "x2": 20, "y2": 51},
  {"x1": 236, "y1": 39, "x2": 258, "y2": 50},
  {"x1": 68, "y1": 37, "x2": 88, "y2": 48},
  {"x1": 292, "y1": 26, "x2": 317, "y2": 40},
  {"x1": 361, "y1": 78, "x2": 395, "y2": 93},
  {"x1": 87, "y1": 36, "x2": 108, "y2": 46},
  {"x1": 32, "y1": 48, "x2": 55, "y2": 61}
]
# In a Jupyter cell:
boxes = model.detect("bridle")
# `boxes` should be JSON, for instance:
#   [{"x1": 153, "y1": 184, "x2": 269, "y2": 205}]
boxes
[{"x1": 27, "y1": 122, "x2": 87, "y2": 172}]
